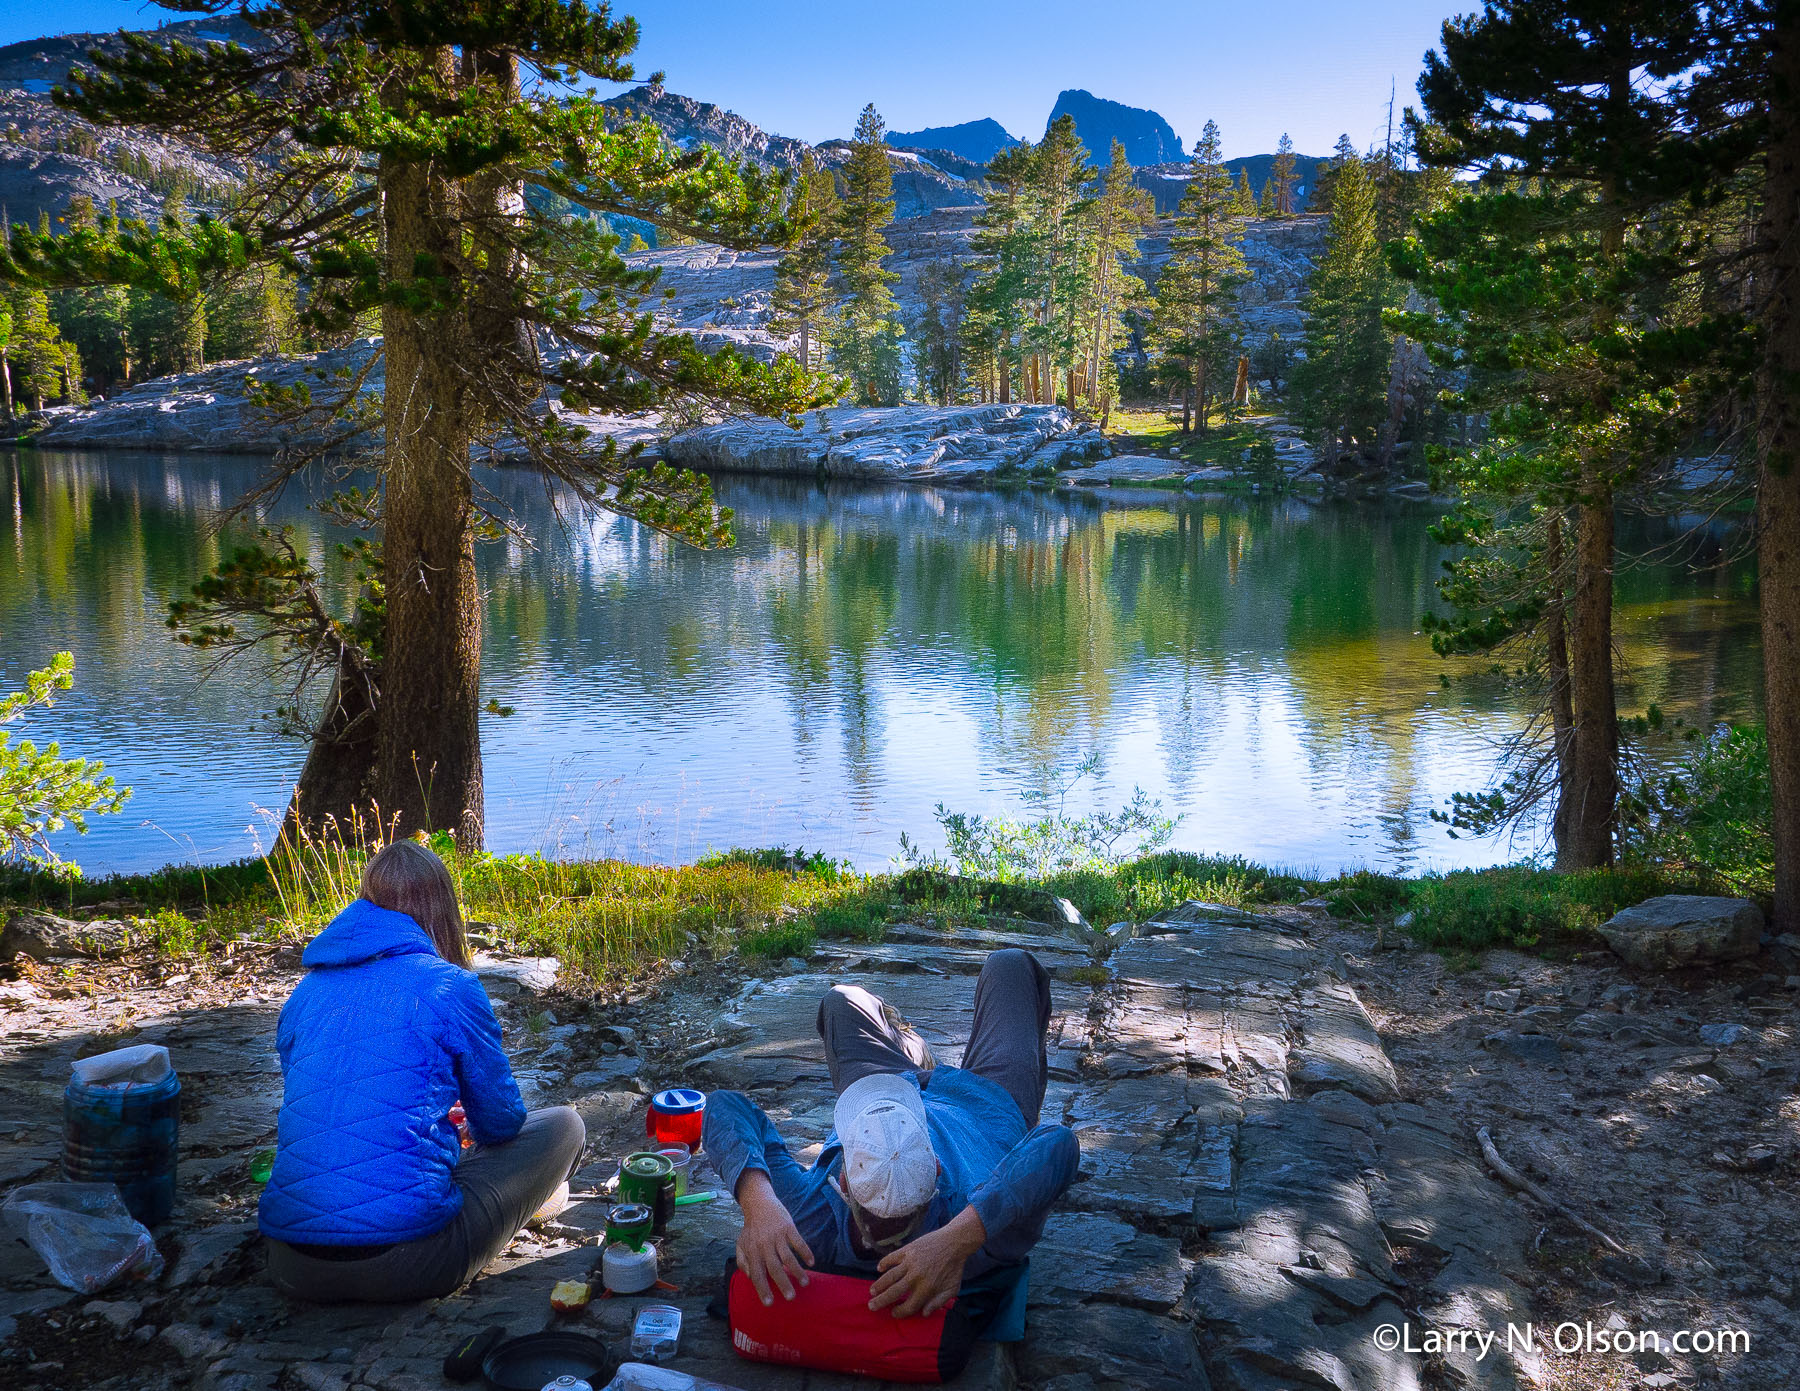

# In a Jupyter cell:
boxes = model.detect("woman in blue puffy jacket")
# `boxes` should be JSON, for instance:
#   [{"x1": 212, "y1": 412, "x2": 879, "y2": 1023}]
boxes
[{"x1": 260, "y1": 841, "x2": 585, "y2": 1302}]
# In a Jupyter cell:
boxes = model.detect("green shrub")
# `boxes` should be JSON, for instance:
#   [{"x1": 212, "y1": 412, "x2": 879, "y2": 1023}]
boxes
[
  {"x1": 901, "y1": 756, "x2": 1181, "y2": 882},
  {"x1": 0, "y1": 653, "x2": 130, "y2": 872},
  {"x1": 1624, "y1": 724, "x2": 1771, "y2": 898},
  {"x1": 698, "y1": 846, "x2": 850, "y2": 881},
  {"x1": 1400, "y1": 863, "x2": 1710, "y2": 951},
  {"x1": 1320, "y1": 870, "x2": 1409, "y2": 921},
  {"x1": 816, "y1": 899, "x2": 888, "y2": 937},
  {"x1": 738, "y1": 917, "x2": 819, "y2": 960}
]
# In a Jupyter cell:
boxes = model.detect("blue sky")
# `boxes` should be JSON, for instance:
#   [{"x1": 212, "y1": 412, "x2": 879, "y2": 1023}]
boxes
[{"x1": 2, "y1": 1, "x2": 1465, "y2": 158}]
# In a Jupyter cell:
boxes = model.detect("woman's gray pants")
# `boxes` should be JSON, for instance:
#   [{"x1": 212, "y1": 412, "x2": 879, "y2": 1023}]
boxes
[{"x1": 264, "y1": 1105, "x2": 586, "y2": 1303}]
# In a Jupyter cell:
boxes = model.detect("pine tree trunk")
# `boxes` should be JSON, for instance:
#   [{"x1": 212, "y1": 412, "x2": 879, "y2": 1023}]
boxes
[
  {"x1": 289, "y1": 654, "x2": 380, "y2": 838},
  {"x1": 1561, "y1": 490, "x2": 1619, "y2": 867},
  {"x1": 998, "y1": 360, "x2": 1010, "y2": 404},
  {"x1": 1759, "y1": 0, "x2": 1800, "y2": 934},
  {"x1": 1066, "y1": 368, "x2": 1076, "y2": 411},
  {"x1": 1544, "y1": 512, "x2": 1577, "y2": 862},
  {"x1": 798, "y1": 322, "x2": 810, "y2": 374},
  {"x1": 370, "y1": 141, "x2": 485, "y2": 846},
  {"x1": 1, "y1": 349, "x2": 12, "y2": 417},
  {"x1": 1089, "y1": 308, "x2": 1106, "y2": 411}
]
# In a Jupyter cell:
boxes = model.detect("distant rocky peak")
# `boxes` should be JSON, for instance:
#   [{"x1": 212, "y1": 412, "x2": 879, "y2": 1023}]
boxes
[
  {"x1": 0, "y1": 15, "x2": 266, "y2": 91},
  {"x1": 600, "y1": 83, "x2": 811, "y2": 169},
  {"x1": 884, "y1": 118, "x2": 1021, "y2": 165},
  {"x1": 1046, "y1": 89, "x2": 1183, "y2": 167},
  {"x1": 602, "y1": 85, "x2": 985, "y2": 220}
]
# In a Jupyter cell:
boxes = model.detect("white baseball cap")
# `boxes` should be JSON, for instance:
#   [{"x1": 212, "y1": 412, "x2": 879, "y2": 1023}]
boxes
[{"x1": 833, "y1": 1072, "x2": 938, "y2": 1219}]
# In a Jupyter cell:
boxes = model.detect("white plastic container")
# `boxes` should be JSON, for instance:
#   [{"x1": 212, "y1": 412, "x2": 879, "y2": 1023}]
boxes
[{"x1": 653, "y1": 1144, "x2": 691, "y2": 1197}]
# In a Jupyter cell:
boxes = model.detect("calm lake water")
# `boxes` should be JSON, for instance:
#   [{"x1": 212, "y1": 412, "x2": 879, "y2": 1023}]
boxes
[{"x1": 0, "y1": 447, "x2": 1764, "y2": 877}]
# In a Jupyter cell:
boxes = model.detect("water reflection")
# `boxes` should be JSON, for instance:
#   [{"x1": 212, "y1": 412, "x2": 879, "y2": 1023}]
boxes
[{"x1": 0, "y1": 448, "x2": 1764, "y2": 875}]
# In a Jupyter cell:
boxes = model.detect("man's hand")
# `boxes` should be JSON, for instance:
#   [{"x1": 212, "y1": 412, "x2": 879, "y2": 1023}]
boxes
[
  {"x1": 868, "y1": 1204, "x2": 986, "y2": 1318},
  {"x1": 734, "y1": 1169, "x2": 813, "y2": 1306}
]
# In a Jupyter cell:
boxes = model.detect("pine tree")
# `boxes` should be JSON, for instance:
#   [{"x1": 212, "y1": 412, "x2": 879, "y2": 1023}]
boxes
[
  {"x1": 208, "y1": 263, "x2": 299, "y2": 361},
  {"x1": 125, "y1": 286, "x2": 191, "y2": 379},
  {"x1": 1256, "y1": 178, "x2": 1277, "y2": 216},
  {"x1": 1231, "y1": 169, "x2": 1256, "y2": 217},
  {"x1": 1750, "y1": 0, "x2": 1800, "y2": 933},
  {"x1": 1023, "y1": 114, "x2": 1094, "y2": 406},
  {"x1": 0, "y1": 297, "x2": 13, "y2": 416},
  {"x1": 1400, "y1": 0, "x2": 1724, "y2": 869},
  {"x1": 1309, "y1": 134, "x2": 1360, "y2": 218},
  {"x1": 1085, "y1": 140, "x2": 1153, "y2": 422},
  {"x1": 1, "y1": 2, "x2": 823, "y2": 841},
  {"x1": 768, "y1": 151, "x2": 838, "y2": 373},
  {"x1": 1689, "y1": 0, "x2": 1799, "y2": 930},
  {"x1": 830, "y1": 104, "x2": 904, "y2": 404},
  {"x1": 965, "y1": 143, "x2": 1038, "y2": 403},
  {"x1": 1149, "y1": 120, "x2": 1247, "y2": 433},
  {"x1": 1289, "y1": 155, "x2": 1390, "y2": 466},
  {"x1": 4, "y1": 288, "x2": 74, "y2": 410},
  {"x1": 912, "y1": 258, "x2": 970, "y2": 405},
  {"x1": 1269, "y1": 133, "x2": 1300, "y2": 216},
  {"x1": 48, "y1": 197, "x2": 130, "y2": 391}
]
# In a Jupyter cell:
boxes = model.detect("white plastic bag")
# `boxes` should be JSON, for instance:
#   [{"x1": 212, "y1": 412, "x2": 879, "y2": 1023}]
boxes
[
  {"x1": 70, "y1": 1044, "x2": 172, "y2": 1090},
  {"x1": 602, "y1": 1364, "x2": 747, "y2": 1391},
  {"x1": 1, "y1": 1183, "x2": 165, "y2": 1293}
]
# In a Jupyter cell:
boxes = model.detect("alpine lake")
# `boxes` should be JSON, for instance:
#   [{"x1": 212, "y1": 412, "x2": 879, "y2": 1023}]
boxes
[{"x1": 0, "y1": 447, "x2": 1763, "y2": 877}]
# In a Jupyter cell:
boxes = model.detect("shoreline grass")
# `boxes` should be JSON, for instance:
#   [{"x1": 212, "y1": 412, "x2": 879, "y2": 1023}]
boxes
[{"x1": 0, "y1": 833, "x2": 1744, "y2": 981}]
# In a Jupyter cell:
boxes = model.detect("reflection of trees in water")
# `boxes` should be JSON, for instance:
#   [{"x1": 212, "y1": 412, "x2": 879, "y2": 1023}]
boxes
[
  {"x1": 1, "y1": 451, "x2": 1767, "y2": 871},
  {"x1": 476, "y1": 470, "x2": 1763, "y2": 839}
]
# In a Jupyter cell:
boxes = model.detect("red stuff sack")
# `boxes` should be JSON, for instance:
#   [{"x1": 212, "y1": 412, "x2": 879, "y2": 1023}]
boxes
[{"x1": 722, "y1": 1259, "x2": 1011, "y2": 1384}]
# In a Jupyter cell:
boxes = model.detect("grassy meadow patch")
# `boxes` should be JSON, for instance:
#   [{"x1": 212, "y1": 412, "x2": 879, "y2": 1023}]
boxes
[{"x1": 0, "y1": 829, "x2": 1746, "y2": 981}]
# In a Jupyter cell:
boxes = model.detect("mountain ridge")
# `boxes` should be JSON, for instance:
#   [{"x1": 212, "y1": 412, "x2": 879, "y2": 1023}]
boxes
[
  {"x1": 885, "y1": 118, "x2": 1021, "y2": 165},
  {"x1": 1047, "y1": 89, "x2": 1183, "y2": 166}
]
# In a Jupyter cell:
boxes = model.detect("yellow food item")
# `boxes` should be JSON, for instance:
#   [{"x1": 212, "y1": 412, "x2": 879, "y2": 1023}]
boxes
[{"x1": 549, "y1": 1279, "x2": 592, "y2": 1311}]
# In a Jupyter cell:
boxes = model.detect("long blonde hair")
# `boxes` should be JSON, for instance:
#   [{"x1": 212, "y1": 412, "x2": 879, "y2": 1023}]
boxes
[{"x1": 359, "y1": 840, "x2": 470, "y2": 968}]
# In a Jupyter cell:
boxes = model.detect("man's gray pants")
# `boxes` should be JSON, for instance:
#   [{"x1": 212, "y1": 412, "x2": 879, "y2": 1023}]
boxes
[{"x1": 815, "y1": 947, "x2": 1053, "y2": 1127}]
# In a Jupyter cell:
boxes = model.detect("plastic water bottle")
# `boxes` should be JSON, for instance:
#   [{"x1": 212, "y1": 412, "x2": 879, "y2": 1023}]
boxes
[
  {"x1": 540, "y1": 1377, "x2": 593, "y2": 1391},
  {"x1": 63, "y1": 1045, "x2": 181, "y2": 1226}
]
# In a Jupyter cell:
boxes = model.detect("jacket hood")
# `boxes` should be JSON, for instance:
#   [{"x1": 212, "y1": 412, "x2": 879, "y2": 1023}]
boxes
[{"x1": 302, "y1": 898, "x2": 441, "y2": 969}]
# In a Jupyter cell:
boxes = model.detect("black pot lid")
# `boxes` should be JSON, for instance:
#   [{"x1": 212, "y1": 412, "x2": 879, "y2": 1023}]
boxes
[{"x1": 482, "y1": 1330, "x2": 611, "y2": 1391}]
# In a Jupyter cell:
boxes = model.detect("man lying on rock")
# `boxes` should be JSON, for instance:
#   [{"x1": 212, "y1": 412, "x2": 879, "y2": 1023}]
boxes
[
  {"x1": 703, "y1": 948, "x2": 1080, "y2": 1318},
  {"x1": 257, "y1": 841, "x2": 586, "y2": 1302}
]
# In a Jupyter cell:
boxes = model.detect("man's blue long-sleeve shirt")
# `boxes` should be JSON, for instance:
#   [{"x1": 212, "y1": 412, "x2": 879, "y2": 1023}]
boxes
[{"x1": 702, "y1": 1066, "x2": 1080, "y2": 1278}]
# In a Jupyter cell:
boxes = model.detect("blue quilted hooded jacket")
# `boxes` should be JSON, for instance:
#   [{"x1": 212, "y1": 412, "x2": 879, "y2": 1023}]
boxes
[{"x1": 258, "y1": 899, "x2": 526, "y2": 1245}]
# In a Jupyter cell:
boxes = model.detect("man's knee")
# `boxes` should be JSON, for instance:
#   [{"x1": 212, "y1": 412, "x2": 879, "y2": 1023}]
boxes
[
  {"x1": 817, "y1": 982, "x2": 881, "y2": 1038},
  {"x1": 980, "y1": 948, "x2": 1045, "y2": 991}
]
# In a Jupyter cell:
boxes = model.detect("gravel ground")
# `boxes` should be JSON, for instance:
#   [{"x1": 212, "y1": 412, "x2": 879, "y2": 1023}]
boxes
[{"x1": 1304, "y1": 912, "x2": 1798, "y2": 1389}]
